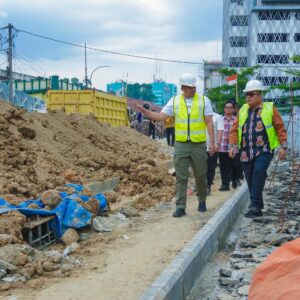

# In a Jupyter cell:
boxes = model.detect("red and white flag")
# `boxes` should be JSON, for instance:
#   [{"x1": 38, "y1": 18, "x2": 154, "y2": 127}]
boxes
[{"x1": 226, "y1": 74, "x2": 237, "y2": 86}]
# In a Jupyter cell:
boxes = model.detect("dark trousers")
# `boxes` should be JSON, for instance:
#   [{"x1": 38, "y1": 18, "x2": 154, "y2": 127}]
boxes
[
  {"x1": 166, "y1": 127, "x2": 175, "y2": 146},
  {"x1": 149, "y1": 126, "x2": 155, "y2": 140},
  {"x1": 232, "y1": 153, "x2": 242, "y2": 183},
  {"x1": 234, "y1": 152, "x2": 244, "y2": 180},
  {"x1": 207, "y1": 152, "x2": 218, "y2": 186},
  {"x1": 242, "y1": 153, "x2": 273, "y2": 210},
  {"x1": 219, "y1": 152, "x2": 237, "y2": 187}
]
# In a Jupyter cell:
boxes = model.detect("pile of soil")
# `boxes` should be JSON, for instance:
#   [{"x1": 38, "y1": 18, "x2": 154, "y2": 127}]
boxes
[{"x1": 0, "y1": 99, "x2": 174, "y2": 205}]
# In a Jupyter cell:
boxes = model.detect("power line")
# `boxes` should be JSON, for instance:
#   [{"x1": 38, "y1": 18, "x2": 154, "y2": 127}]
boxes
[
  {"x1": 15, "y1": 27, "x2": 203, "y2": 65},
  {"x1": 14, "y1": 50, "x2": 46, "y2": 77}
]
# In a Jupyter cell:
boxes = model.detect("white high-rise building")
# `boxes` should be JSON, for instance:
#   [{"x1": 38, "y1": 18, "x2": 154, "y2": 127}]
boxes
[{"x1": 223, "y1": 0, "x2": 300, "y2": 101}]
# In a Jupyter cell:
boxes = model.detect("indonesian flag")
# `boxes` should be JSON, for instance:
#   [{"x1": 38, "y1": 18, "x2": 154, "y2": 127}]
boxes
[{"x1": 226, "y1": 74, "x2": 237, "y2": 86}]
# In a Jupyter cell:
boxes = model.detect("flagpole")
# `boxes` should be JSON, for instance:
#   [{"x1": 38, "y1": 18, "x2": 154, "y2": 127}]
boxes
[{"x1": 236, "y1": 74, "x2": 238, "y2": 103}]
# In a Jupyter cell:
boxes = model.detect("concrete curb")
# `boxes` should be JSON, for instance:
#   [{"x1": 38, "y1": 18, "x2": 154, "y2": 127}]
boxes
[{"x1": 140, "y1": 183, "x2": 249, "y2": 300}]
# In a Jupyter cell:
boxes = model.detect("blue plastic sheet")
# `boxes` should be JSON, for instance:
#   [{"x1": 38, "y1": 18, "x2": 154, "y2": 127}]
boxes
[{"x1": 0, "y1": 185, "x2": 107, "y2": 238}]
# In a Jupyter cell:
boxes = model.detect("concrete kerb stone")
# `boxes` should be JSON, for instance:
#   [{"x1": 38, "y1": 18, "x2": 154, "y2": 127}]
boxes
[
  {"x1": 140, "y1": 183, "x2": 249, "y2": 300},
  {"x1": 86, "y1": 177, "x2": 120, "y2": 193}
]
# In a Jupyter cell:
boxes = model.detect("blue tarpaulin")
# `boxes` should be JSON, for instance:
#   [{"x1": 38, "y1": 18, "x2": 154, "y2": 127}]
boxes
[{"x1": 0, "y1": 185, "x2": 107, "y2": 238}]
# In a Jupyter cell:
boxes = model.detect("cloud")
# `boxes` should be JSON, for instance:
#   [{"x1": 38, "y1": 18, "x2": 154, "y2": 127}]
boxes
[
  {"x1": 0, "y1": 0, "x2": 223, "y2": 92},
  {"x1": 0, "y1": 10, "x2": 8, "y2": 19}
]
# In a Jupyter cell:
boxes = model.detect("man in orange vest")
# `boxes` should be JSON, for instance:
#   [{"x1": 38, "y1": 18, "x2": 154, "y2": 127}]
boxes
[{"x1": 229, "y1": 80, "x2": 287, "y2": 218}]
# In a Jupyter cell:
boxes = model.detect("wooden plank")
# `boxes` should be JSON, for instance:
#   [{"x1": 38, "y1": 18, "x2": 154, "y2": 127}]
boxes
[{"x1": 23, "y1": 215, "x2": 55, "y2": 229}]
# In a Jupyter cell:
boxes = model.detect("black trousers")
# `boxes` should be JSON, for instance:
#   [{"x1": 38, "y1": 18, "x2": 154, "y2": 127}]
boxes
[
  {"x1": 207, "y1": 152, "x2": 218, "y2": 186},
  {"x1": 149, "y1": 126, "x2": 155, "y2": 140},
  {"x1": 234, "y1": 152, "x2": 244, "y2": 180},
  {"x1": 166, "y1": 127, "x2": 175, "y2": 146},
  {"x1": 242, "y1": 153, "x2": 273, "y2": 210},
  {"x1": 219, "y1": 152, "x2": 238, "y2": 187}
]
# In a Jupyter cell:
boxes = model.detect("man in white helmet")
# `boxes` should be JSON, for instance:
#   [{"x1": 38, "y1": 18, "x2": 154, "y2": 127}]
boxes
[
  {"x1": 229, "y1": 79, "x2": 287, "y2": 218},
  {"x1": 135, "y1": 72, "x2": 215, "y2": 217}
]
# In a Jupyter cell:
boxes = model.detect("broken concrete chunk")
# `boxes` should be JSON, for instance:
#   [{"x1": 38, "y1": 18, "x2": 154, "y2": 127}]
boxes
[
  {"x1": 92, "y1": 217, "x2": 113, "y2": 232},
  {"x1": 119, "y1": 207, "x2": 140, "y2": 218},
  {"x1": 219, "y1": 268, "x2": 232, "y2": 277},
  {"x1": 230, "y1": 251, "x2": 253, "y2": 259},
  {"x1": 61, "y1": 263, "x2": 74, "y2": 274},
  {"x1": 61, "y1": 228, "x2": 80, "y2": 245},
  {"x1": 0, "y1": 269, "x2": 7, "y2": 279},
  {"x1": 219, "y1": 277, "x2": 241, "y2": 286},
  {"x1": 0, "y1": 259, "x2": 17, "y2": 273}
]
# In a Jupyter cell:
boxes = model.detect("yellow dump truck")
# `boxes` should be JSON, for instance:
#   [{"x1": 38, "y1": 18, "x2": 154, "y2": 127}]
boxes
[{"x1": 47, "y1": 90, "x2": 129, "y2": 127}]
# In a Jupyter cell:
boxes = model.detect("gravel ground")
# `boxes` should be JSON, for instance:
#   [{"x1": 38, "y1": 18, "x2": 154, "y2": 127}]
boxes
[{"x1": 187, "y1": 158, "x2": 300, "y2": 300}]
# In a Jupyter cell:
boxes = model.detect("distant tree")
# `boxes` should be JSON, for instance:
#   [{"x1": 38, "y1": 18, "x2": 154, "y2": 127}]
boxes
[
  {"x1": 126, "y1": 83, "x2": 156, "y2": 102},
  {"x1": 206, "y1": 66, "x2": 260, "y2": 113}
]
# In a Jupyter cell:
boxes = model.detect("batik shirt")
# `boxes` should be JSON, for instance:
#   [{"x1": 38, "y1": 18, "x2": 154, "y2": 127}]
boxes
[{"x1": 240, "y1": 105, "x2": 271, "y2": 162}]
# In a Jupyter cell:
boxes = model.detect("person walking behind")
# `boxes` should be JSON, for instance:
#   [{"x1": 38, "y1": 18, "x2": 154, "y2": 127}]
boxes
[
  {"x1": 134, "y1": 73, "x2": 215, "y2": 217},
  {"x1": 219, "y1": 101, "x2": 238, "y2": 191},
  {"x1": 137, "y1": 111, "x2": 143, "y2": 132},
  {"x1": 228, "y1": 98, "x2": 244, "y2": 185},
  {"x1": 165, "y1": 116, "x2": 175, "y2": 146},
  {"x1": 149, "y1": 119, "x2": 156, "y2": 140},
  {"x1": 229, "y1": 80, "x2": 287, "y2": 218},
  {"x1": 206, "y1": 112, "x2": 224, "y2": 195}
]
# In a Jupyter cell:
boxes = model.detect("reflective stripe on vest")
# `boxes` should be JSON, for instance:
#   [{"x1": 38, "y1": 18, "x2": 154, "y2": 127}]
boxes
[
  {"x1": 238, "y1": 102, "x2": 280, "y2": 150},
  {"x1": 174, "y1": 94, "x2": 206, "y2": 142}
]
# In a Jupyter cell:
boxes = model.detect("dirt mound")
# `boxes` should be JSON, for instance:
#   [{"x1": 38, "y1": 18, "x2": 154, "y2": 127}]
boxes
[
  {"x1": 0, "y1": 100, "x2": 174, "y2": 203},
  {"x1": 0, "y1": 211, "x2": 26, "y2": 246}
]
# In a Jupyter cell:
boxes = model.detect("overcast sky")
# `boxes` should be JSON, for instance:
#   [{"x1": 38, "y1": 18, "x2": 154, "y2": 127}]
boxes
[{"x1": 0, "y1": 0, "x2": 223, "y2": 91}]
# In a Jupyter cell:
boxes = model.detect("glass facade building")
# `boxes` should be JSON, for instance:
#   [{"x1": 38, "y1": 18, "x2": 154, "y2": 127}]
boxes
[
  {"x1": 223, "y1": 0, "x2": 300, "y2": 101},
  {"x1": 151, "y1": 80, "x2": 177, "y2": 106}
]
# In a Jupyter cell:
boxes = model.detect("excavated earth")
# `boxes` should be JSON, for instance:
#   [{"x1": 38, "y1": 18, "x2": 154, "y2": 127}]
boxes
[
  {"x1": 0, "y1": 99, "x2": 174, "y2": 202},
  {"x1": 0, "y1": 99, "x2": 175, "y2": 289}
]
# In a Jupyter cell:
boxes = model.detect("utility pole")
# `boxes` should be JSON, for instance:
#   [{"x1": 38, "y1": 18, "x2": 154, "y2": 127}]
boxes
[
  {"x1": 84, "y1": 42, "x2": 88, "y2": 89},
  {"x1": 4, "y1": 23, "x2": 14, "y2": 104}
]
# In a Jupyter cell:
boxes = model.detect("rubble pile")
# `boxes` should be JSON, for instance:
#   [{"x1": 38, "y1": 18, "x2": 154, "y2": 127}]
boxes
[
  {"x1": 213, "y1": 163, "x2": 300, "y2": 300},
  {"x1": 0, "y1": 99, "x2": 175, "y2": 203},
  {"x1": 0, "y1": 99, "x2": 175, "y2": 288},
  {"x1": 0, "y1": 244, "x2": 80, "y2": 291}
]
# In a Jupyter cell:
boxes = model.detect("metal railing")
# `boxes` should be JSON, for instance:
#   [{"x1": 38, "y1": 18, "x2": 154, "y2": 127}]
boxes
[
  {"x1": 0, "y1": 82, "x2": 45, "y2": 112},
  {"x1": 283, "y1": 107, "x2": 300, "y2": 158}
]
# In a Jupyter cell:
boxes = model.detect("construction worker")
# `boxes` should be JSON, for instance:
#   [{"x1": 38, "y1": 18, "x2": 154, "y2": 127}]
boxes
[
  {"x1": 229, "y1": 79, "x2": 287, "y2": 218},
  {"x1": 165, "y1": 116, "x2": 175, "y2": 146},
  {"x1": 135, "y1": 72, "x2": 215, "y2": 217}
]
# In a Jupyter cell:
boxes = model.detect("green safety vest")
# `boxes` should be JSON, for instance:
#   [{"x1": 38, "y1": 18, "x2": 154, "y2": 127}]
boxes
[
  {"x1": 174, "y1": 93, "x2": 206, "y2": 142},
  {"x1": 238, "y1": 102, "x2": 280, "y2": 150}
]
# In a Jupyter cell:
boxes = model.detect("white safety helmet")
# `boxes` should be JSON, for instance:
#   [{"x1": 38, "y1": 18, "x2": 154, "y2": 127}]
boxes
[
  {"x1": 179, "y1": 72, "x2": 198, "y2": 87},
  {"x1": 243, "y1": 80, "x2": 265, "y2": 93}
]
